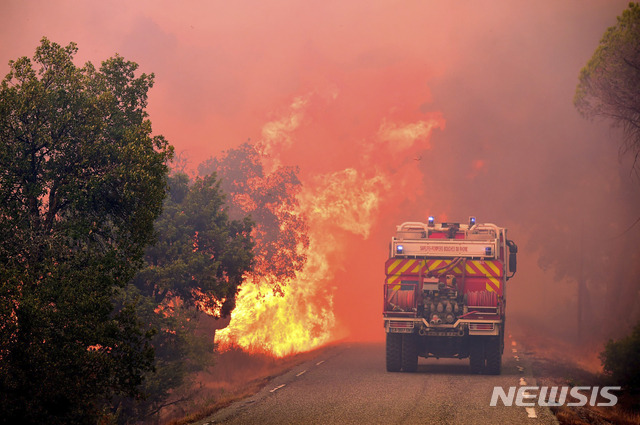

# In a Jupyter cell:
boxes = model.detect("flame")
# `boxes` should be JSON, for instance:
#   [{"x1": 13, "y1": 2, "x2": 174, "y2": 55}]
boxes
[
  {"x1": 215, "y1": 239, "x2": 334, "y2": 357},
  {"x1": 217, "y1": 168, "x2": 388, "y2": 356},
  {"x1": 300, "y1": 168, "x2": 389, "y2": 239},
  {"x1": 216, "y1": 91, "x2": 445, "y2": 357},
  {"x1": 377, "y1": 118, "x2": 439, "y2": 153}
]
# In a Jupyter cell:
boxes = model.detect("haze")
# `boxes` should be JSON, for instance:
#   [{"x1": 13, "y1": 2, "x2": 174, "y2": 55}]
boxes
[{"x1": 2, "y1": 0, "x2": 638, "y2": 347}]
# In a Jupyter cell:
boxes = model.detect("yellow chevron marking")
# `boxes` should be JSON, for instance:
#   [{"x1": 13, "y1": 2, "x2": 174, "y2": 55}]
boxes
[
  {"x1": 474, "y1": 262, "x2": 491, "y2": 277},
  {"x1": 453, "y1": 267, "x2": 462, "y2": 274},
  {"x1": 431, "y1": 259, "x2": 443, "y2": 270},
  {"x1": 393, "y1": 284, "x2": 401, "y2": 291},
  {"x1": 387, "y1": 259, "x2": 403, "y2": 274},
  {"x1": 465, "y1": 263, "x2": 475, "y2": 274},
  {"x1": 485, "y1": 277, "x2": 501, "y2": 293},
  {"x1": 490, "y1": 277, "x2": 500, "y2": 289},
  {"x1": 486, "y1": 261, "x2": 501, "y2": 276},
  {"x1": 387, "y1": 275, "x2": 400, "y2": 285},
  {"x1": 398, "y1": 260, "x2": 415, "y2": 274}
]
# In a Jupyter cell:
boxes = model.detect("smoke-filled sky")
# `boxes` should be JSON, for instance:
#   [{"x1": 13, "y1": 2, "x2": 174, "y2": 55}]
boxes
[{"x1": 2, "y1": 0, "x2": 638, "y2": 343}]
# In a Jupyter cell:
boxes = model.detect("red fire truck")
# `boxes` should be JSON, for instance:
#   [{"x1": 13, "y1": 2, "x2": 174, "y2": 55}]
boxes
[{"x1": 383, "y1": 217, "x2": 517, "y2": 374}]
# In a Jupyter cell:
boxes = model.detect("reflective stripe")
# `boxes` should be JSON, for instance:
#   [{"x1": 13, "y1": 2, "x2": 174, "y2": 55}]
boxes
[{"x1": 386, "y1": 259, "x2": 504, "y2": 278}]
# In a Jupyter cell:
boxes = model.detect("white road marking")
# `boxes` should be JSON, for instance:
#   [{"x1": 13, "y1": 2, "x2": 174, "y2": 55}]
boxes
[
  {"x1": 512, "y1": 348, "x2": 518, "y2": 353},
  {"x1": 269, "y1": 384, "x2": 286, "y2": 393},
  {"x1": 514, "y1": 355, "x2": 520, "y2": 361},
  {"x1": 519, "y1": 378, "x2": 527, "y2": 386},
  {"x1": 517, "y1": 366, "x2": 524, "y2": 372},
  {"x1": 316, "y1": 360, "x2": 325, "y2": 366},
  {"x1": 296, "y1": 370, "x2": 307, "y2": 377},
  {"x1": 526, "y1": 407, "x2": 537, "y2": 418}
]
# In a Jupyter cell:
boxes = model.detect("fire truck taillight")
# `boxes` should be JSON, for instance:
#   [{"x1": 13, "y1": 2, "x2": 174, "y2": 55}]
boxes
[{"x1": 469, "y1": 323, "x2": 495, "y2": 331}]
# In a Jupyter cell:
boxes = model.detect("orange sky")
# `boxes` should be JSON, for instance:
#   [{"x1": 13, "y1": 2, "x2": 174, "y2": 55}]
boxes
[
  {"x1": 0, "y1": 1, "x2": 624, "y2": 162},
  {"x1": 2, "y1": 0, "x2": 638, "y2": 343}
]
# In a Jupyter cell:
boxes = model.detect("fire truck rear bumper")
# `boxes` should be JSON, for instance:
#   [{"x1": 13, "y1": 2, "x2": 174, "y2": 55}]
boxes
[{"x1": 384, "y1": 317, "x2": 501, "y2": 336}]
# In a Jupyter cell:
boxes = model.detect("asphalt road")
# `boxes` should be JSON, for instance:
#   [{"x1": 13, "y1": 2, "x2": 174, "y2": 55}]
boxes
[{"x1": 196, "y1": 339, "x2": 559, "y2": 425}]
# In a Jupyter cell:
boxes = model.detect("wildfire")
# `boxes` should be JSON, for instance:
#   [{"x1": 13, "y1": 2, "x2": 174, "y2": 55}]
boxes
[
  {"x1": 300, "y1": 168, "x2": 389, "y2": 239},
  {"x1": 215, "y1": 238, "x2": 335, "y2": 357},
  {"x1": 216, "y1": 168, "x2": 387, "y2": 357},
  {"x1": 215, "y1": 91, "x2": 445, "y2": 357}
]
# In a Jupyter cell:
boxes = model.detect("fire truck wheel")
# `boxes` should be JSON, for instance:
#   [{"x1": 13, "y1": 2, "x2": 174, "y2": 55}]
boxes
[
  {"x1": 401, "y1": 334, "x2": 419, "y2": 372},
  {"x1": 485, "y1": 339, "x2": 502, "y2": 375},
  {"x1": 469, "y1": 340, "x2": 484, "y2": 374},
  {"x1": 386, "y1": 333, "x2": 402, "y2": 372}
]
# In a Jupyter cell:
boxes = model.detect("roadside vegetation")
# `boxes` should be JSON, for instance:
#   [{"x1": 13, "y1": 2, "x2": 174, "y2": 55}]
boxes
[
  {"x1": 0, "y1": 38, "x2": 309, "y2": 425},
  {"x1": 519, "y1": 324, "x2": 640, "y2": 425},
  {"x1": 0, "y1": 38, "x2": 259, "y2": 425}
]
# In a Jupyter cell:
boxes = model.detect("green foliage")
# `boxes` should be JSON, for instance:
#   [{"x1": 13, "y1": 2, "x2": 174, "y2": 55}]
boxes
[
  {"x1": 133, "y1": 172, "x2": 254, "y2": 317},
  {"x1": 120, "y1": 172, "x2": 254, "y2": 422},
  {"x1": 110, "y1": 284, "x2": 213, "y2": 423},
  {"x1": 0, "y1": 38, "x2": 172, "y2": 424},
  {"x1": 575, "y1": 2, "x2": 640, "y2": 167},
  {"x1": 198, "y1": 143, "x2": 308, "y2": 295},
  {"x1": 600, "y1": 321, "x2": 640, "y2": 393}
]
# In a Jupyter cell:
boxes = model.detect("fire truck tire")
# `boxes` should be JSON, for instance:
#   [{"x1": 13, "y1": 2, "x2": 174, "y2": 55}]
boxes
[
  {"x1": 485, "y1": 339, "x2": 502, "y2": 375},
  {"x1": 401, "y1": 334, "x2": 419, "y2": 372},
  {"x1": 469, "y1": 340, "x2": 484, "y2": 374},
  {"x1": 386, "y1": 333, "x2": 402, "y2": 372}
]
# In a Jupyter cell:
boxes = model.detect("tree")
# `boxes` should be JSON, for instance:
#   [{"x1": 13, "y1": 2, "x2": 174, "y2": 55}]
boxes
[
  {"x1": 110, "y1": 283, "x2": 215, "y2": 423},
  {"x1": 198, "y1": 143, "x2": 308, "y2": 295},
  {"x1": 573, "y1": 3, "x2": 640, "y2": 340},
  {"x1": 575, "y1": 2, "x2": 640, "y2": 169},
  {"x1": 119, "y1": 173, "x2": 253, "y2": 422},
  {"x1": 0, "y1": 38, "x2": 172, "y2": 424},
  {"x1": 133, "y1": 173, "x2": 254, "y2": 318}
]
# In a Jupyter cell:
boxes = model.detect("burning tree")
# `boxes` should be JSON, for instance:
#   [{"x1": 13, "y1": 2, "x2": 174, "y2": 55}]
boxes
[
  {"x1": 198, "y1": 142, "x2": 309, "y2": 296},
  {"x1": 197, "y1": 94, "x2": 444, "y2": 356},
  {"x1": 0, "y1": 38, "x2": 172, "y2": 424},
  {"x1": 198, "y1": 143, "x2": 341, "y2": 357}
]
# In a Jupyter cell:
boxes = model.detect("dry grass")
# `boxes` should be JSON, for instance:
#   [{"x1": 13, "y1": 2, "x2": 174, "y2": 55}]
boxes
[
  {"x1": 551, "y1": 405, "x2": 640, "y2": 425},
  {"x1": 161, "y1": 344, "x2": 330, "y2": 425},
  {"x1": 511, "y1": 325, "x2": 640, "y2": 425}
]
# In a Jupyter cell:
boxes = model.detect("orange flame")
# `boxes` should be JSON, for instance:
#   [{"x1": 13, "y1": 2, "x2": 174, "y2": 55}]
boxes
[{"x1": 216, "y1": 91, "x2": 445, "y2": 357}]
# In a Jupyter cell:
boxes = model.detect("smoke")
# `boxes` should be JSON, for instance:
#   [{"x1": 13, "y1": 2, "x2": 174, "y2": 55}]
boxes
[{"x1": 2, "y1": 0, "x2": 638, "y2": 346}]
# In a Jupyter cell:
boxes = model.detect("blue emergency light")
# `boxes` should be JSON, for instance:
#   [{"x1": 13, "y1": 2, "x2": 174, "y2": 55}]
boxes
[
  {"x1": 428, "y1": 216, "x2": 435, "y2": 226},
  {"x1": 469, "y1": 216, "x2": 477, "y2": 226},
  {"x1": 396, "y1": 245, "x2": 404, "y2": 254}
]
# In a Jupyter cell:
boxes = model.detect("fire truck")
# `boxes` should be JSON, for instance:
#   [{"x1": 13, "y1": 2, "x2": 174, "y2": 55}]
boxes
[{"x1": 383, "y1": 217, "x2": 517, "y2": 374}]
